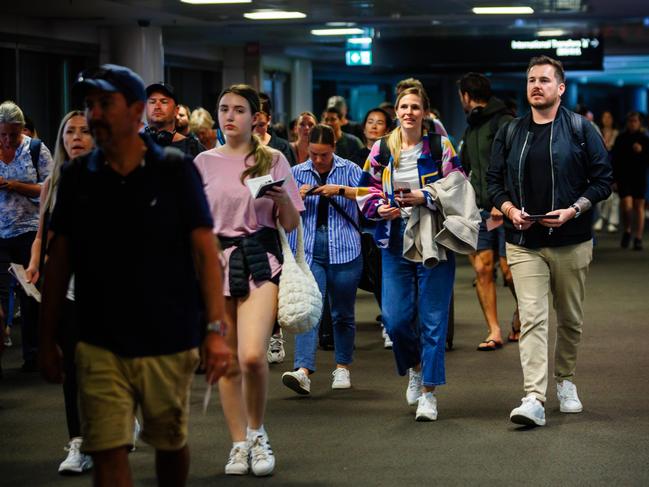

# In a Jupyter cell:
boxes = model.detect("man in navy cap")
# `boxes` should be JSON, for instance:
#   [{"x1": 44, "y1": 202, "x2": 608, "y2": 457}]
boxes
[
  {"x1": 145, "y1": 82, "x2": 205, "y2": 158},
  {"x1": 39, "y1": 64, "x2": 231, "y2": 487}
]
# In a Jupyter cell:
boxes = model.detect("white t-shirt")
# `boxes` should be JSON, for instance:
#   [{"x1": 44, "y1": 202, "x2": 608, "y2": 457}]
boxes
[{"x1": 393, "y1": 142, "x2": 423, "y2": 218}]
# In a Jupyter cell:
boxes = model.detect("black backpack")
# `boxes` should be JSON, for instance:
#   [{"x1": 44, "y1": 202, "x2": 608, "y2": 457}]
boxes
[{"x1": 29, "y1": 138, "x2": 42, "y2": 181}]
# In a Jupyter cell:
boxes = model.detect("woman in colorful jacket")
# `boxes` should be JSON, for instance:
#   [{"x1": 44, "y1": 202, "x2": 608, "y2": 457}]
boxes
[{"x1": 357, "y1": 86, "x2": 467, "y2": 422}]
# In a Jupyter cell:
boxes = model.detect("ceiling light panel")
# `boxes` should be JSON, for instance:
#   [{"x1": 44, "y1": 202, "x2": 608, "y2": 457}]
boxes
[
  {"x1": 472, "y1": 6, "x2": 535, "y2": 15},
  {"x1": 311, "y1": 28, "x2": 365, "y2": 36},
  {"x1": 181, "y1": 0, "x2": 252, "y2": 4},
  {"x1": 244, "y1": 11, "x2": 307, "y2": 20}
]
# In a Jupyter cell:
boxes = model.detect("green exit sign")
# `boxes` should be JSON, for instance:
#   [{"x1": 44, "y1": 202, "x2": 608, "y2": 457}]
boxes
[{"x1": 346, "y1": 50, "x2": 372, "y2": 66}]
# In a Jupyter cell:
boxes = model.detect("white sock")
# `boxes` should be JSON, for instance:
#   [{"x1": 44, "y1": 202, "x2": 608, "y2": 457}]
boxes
[
  {"x1": 247, "y1": 425, "x2": 266, "y2": 440},
  {"x1": 233, "y1": 440, "x2": 248, "y2": 449}
]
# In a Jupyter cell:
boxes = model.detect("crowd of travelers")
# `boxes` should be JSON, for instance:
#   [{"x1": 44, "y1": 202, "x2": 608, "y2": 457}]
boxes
[{"x1": 0, "y1": 53, "x2": 646, "y2": 485}]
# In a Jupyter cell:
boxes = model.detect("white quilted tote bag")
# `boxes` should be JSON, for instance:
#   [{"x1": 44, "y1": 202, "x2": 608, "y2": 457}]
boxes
[{"x1": 276, "y1": 219, "x2": 323, "y2": 334}]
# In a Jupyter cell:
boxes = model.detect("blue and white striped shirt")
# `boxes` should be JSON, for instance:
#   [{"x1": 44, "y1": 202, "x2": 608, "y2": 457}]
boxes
[{"x1": 290, "y1": 154, "x2": 363, "y2": 265}]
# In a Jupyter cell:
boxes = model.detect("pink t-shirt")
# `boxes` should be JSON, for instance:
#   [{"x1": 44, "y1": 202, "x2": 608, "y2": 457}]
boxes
[{"x1": 194, "y1": 148, "x2": 304, "y2": 296}]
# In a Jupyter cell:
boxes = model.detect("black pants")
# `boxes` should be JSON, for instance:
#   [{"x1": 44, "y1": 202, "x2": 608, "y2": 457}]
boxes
[
  {"x1": 59, "y1": 298, "x2": 82, "y2": 439},
  {"x1": 0, "y1": 232, "x2": 39, "y2": 362}
]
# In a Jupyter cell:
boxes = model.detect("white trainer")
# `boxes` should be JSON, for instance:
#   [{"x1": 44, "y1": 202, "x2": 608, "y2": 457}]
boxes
[
  {"x1": 267, "y1": 332, "x2": 285, "y2": 364},
  {"x1": 281, "y1": 370, "x2": 311, "y2": 395},
  {"x1": 406, "y1": 368, "x2": 423, "y2": 406},
  {"x1": 510, "y1": 394, "x2": 546, "y2": 426},
  {"x1": 58, "y1": 438, "x2": 93, "y2": 475},
  {"x1": 381, "y1": 327, "x2": 393, "y2": 349},
  {"x1": 249, "y1": 434, "x2": 275, "y2": 476},
  {"x1": 130, "y1": 417, "x2": 141, "y2": 452},
  {"x1": 557, "y1": 380, "x2": 583, "y2": 413},
  {"x1": 331, "y1": 368, "x2": 351, "y2": 389},
  {"x1": 225, "y1": 443, "x2": 250, "y2": 475},
  {"x1": 415, "y1": 392, "x2": 438, "y2": 421},
  {"x1": 592, "y1": 218, "x2": 604, "y2": 231}
]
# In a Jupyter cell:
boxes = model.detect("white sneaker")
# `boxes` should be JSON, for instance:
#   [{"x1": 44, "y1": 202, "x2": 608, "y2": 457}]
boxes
[
  {"x1": 381, "y1": 326, "x2": 393, "y2": 349},
  {"x1": 415, "y1": 392, "x2": 438, "y2": 421},
  {"x1": 249, "y1": 434, "x2": 275, "y2": 476},
  {"x1": 281, "y1": 370, "x2": 311, "y2": 395},
  {"x1": 267, "y1": 332, "x2": 285, "y2": 364},
  {"x1": 606, "y1": 223, "x2": 618, "y2": 233},
  {"x1": 131, "y1": 417, "x2": 141, "y2": 452},
  {"x1": 593, "y1": 218, "x2": 603, "y2": 231},
  {"x1": 3, "y1": 335, "x2": 12, "y2": 347},
  {"x1": 406, "y1": 368, "x2": 423, "y2": 406},
  {"x1": 225, "y1": 443, "x2": 250, "y2": 475},
  {"x1": 557, "y1": 380, "x2": 583, "y2": 413},
  {"x1": 331, "y1": 368, "x2": 351, "y2": 389},
  {"x1": 58, "y1": 438, "x2": 93, "y2": 475},
  {"x1": 510, "y1": 394, "x2": 546, "y2": 426}
]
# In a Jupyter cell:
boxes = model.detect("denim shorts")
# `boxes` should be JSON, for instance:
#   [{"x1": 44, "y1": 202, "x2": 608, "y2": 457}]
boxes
[{"x1": 476, "y1": 209, "x2": 507, "y2": 257}]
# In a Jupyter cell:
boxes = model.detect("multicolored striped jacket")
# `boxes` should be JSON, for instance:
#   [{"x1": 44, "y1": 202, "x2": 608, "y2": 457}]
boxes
[{"x1": 356, "y1": 132, "x2": 463, "y2": 248}]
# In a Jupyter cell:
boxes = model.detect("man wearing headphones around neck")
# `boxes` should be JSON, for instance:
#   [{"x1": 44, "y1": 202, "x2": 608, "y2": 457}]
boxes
[{"x1": 145, "y1": 82, "x2": 205, "y2": 158}]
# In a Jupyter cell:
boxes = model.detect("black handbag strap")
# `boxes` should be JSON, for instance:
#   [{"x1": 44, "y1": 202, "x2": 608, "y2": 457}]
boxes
[{"x1": 327, "y1": 196, "x2": 361, "y2": 233}]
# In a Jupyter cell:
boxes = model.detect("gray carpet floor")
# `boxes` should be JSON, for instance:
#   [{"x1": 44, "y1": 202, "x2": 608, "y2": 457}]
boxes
[{"x1": 1, "y1": 232, "x2": 648, "y2": 486}]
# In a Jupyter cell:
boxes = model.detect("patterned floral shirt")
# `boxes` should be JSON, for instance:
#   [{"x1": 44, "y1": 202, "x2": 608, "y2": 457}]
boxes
[{"x1": 0, "y1": 136, "x2": 53, "y2": 238}]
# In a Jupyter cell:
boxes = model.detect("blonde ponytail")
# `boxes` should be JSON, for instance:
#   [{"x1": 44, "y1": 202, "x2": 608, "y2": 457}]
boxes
[
  {"x1": 241, "y1": 133, "x2": 275, "y2": 182},
  {"x1": 386, "y1": 127, "x2": 403, "y2": 168}
]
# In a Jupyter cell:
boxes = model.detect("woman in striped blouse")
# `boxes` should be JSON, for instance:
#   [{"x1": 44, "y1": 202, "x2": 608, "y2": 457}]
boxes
[{"x1": 281, "y1": 124, "x2": 363, "y2": 394}]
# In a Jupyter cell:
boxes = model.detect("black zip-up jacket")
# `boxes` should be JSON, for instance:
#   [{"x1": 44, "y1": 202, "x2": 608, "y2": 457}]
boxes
[{"x1": 486, "y1": 105, "x2": 612, "y2": 247}]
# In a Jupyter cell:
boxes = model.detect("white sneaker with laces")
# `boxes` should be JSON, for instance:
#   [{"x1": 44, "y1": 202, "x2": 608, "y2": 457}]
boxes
[
  {"x1": 225, "y1": 443, "x2": 250, "y2": 475},
  {"x1": 249, "y1": 434, "x2": 275, "y2": 476},
  {"x1": 381, "y1": 326, "x2": 393, "y2": 349},
  {"x1": 406, "y1": 368, "x2": 423, "y2": 406},
  {"x1": 281, "y1": 369, "x2": 311, "y2": 395},
  {"x1": 267, "y1": 332, "x2": 285, "y2": 364},
  {"x1": 58, "y1": 437, "x2": 93, "y2": 475},
  {"x1": 557, "y1": 380, "x2": 583, "y2": 413},
  {"x1": 510, "y1": 394, "x2": 546, "y2": 426},
  {"x1": 415, "y1": 392, "x2": 438, "y2": 421},
  {"x1": 331, "y1": 368, "x2": 351, "y2": 389}
]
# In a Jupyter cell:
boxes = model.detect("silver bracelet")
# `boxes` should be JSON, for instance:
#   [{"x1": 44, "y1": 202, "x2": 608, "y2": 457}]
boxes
[{"x1": 206, "y1": 320, "x2": 227, "y2": 336}]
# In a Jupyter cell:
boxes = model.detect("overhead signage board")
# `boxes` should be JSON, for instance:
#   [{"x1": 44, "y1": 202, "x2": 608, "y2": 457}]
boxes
[{"x1": 372, "y1": 36, "x2": 603, "y2": 73}]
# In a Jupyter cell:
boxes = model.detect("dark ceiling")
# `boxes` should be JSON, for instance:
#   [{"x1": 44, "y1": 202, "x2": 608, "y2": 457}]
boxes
[{"x1": 4, "y1": 0, "x2": 649, "y2": 60}]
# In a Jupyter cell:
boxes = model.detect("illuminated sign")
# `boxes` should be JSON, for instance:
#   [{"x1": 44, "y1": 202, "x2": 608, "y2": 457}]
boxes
[
  {"x1": 346, "y1": 50, "x2": 372, "y2": 66},
  {"x1": 511, "y1": 38, "x2": 600, "y2": 57}
]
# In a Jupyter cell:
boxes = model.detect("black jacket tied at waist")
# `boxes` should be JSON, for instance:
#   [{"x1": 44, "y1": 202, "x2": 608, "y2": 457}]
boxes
[{"x1": 219, "y1": 227, "x2": 283, "y2": 298}]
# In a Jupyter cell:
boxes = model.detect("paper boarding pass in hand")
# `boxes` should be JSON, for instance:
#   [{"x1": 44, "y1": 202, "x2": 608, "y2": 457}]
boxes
[
  {"x1": 8, "y1": 263, "x2": 41, "y2": 303},
  {"x1": 245, "y1": 175, "x2": 286, "y2": 198},
  {"x1": 202, "y1": 383, "x2": 213, "y2": 415}
]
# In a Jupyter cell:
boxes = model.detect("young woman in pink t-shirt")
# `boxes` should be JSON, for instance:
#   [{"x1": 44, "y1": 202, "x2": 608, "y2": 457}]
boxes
[{"x1": 193, "y1": 84, "x2": 303, "y2": 477}]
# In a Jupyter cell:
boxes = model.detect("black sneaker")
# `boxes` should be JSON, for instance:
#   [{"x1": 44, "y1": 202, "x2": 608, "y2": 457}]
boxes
[
  {"x1": 633, "y1": 238, "x2": 643, "y2": 251},
  {"x1": 621, "y1": 232, "x2": 631, "y2": 249}
]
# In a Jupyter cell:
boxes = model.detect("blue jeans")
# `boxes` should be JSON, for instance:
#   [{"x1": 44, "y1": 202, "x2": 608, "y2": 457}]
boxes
[
  {"x1": 293, "y1": 226, "x2": 362, "y2": 372},
  {"x1": 381, "y1": 220, "x2": 455, "y2": 387}
]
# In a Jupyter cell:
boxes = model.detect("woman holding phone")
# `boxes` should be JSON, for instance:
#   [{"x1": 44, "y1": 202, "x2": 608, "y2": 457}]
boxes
[
  {"x1": 280, "y1": 124, "x2": 363, "y2": 395},
  {"x1": 357, "y1": 86, "x2": 465, "y2": 421},
  {"x1": 193, "y1": 84, "x2": 303, "y2": 477}
]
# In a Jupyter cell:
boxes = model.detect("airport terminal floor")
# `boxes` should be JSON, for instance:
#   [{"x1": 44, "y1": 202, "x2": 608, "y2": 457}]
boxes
[{"x1": 1, "y1": 232, "x2": 648, "y2": 486}]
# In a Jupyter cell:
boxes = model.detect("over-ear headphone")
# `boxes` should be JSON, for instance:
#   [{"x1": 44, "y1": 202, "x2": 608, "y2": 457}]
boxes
[{"x1": 145, "y1": 125, "x2": 176, "y2": 146}]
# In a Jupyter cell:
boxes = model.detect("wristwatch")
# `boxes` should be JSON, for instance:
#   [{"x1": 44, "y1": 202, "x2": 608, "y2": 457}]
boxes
[
  {"x1": 206, "y1": 320, "x2": 227, "y2": 336},
  {"x1": 570, "y1": 204, "x2": 581, "y2": 218},
  {"x1": 338, "y1": 186, "x2": 345, "y2": 196}
]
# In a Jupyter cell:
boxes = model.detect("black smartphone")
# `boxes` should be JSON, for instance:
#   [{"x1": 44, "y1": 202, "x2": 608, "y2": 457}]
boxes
[
  {"x1": 395, "y1": 187, "x2": 412, "y2": 195},
  {"x1": 305, "y1": 186, "x2": 319, "y2": 196},
  {"x1": 256, "y1": 178, "x2": 286, "y2": 198},
  {"x1": 522, "y1": 214, "x2": 560, "y2": 221}
]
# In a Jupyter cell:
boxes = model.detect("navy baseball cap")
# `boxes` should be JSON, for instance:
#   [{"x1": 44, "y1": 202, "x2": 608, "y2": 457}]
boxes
[
  {"x1": 146, "y1": 82, "x2": 177, "y2": 104},
  {"x1": 73, "y1": 64, "x2": 146, "y2": 104}
]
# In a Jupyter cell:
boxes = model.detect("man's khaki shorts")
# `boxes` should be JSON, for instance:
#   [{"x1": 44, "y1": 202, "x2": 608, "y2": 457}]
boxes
[{"x1": 75, "y1": 342, "x2": 200, "y2": 453}]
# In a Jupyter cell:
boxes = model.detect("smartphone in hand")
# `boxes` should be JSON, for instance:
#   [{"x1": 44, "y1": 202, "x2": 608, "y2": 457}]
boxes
[{"x1": 522, "y1": 214, "x2": 560, "y2": 221}]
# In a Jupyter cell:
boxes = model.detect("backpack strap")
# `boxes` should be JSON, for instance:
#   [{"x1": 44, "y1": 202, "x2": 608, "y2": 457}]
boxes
[
  {"x1": 29, "y1": 138, "x2": 42, "y2": 181},
  {"x1": 428, "y1": 132, "x2": 443, "y2": 176},
  {"x1": 504, "y1": 117, "x2": 522, "y2": 156},
  {"x1": 568, "y1": 110, "x2": 586, "y2": 147}
]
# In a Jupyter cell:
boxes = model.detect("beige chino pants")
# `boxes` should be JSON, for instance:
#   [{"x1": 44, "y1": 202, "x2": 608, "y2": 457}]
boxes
[{"x1": 506, "y1": 240, "x2": 593, "y2": 403}]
